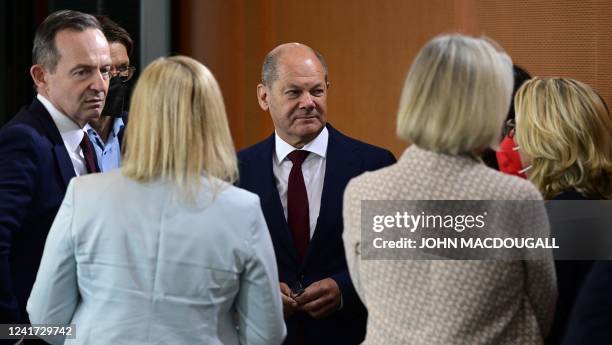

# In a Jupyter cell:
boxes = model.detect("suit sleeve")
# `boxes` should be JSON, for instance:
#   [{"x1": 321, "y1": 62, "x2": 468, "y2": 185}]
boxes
[
  {"x1": 369, "y1": 149, "x2": 396, "y2": 171},
  {"x1": 329, "y1": 264, "x2": 363, "y2": 312},
  {"x1": 381, "y1": 150, "x2": 397, "y2": 167},
  {"x1": 236, "y1": 198, "x2": 286, "y2": 345},
  {"x1": 27, "y1": 179, "x2": 79, "y2": 344},
  {"x1": 0, "y1": 125, "x2": 41, "y2": 322},
  {"x1": 563, "y1": 262, "x2": 612, "y2": 345}
]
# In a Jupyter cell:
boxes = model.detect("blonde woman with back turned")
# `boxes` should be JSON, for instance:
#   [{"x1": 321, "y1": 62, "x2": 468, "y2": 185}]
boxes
[
  {"x1": 342, "y1": 34, "x2": 556, "y2": 344},
  {"x1": 514, "y1": 77, "x2": 612, "y2": 345},
  {"x1": 514, "y1": 77, "x2": 612, "y2": 201},
  {"x1": 27, "y1": 56, "x2": 286, "y2": 345}
]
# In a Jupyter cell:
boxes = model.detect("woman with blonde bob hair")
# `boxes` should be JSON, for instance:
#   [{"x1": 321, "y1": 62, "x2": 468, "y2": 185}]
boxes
[
  {"x1": 514, "y1": 77, "x2": 612, "y2": 200},
  {"x1": 514, "y1": 77, "x2": 612, "y2": 345},
  {"x1": 27, "y1": 56, "x2": 286, "y2": 345},
  {"x1": 343, "y1": 34, "x2": 556, "y2": 344},
  {"x1": 396, "y1": 35, "x2": 513, "y2": 155},
  {"x1": 123, "y1": 55, "x2": 238, "y2": 197}
]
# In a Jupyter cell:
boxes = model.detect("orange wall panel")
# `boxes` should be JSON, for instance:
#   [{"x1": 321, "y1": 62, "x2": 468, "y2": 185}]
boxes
[{"x1": 174, "y1": 0, "x2": 612, "y2": 158}]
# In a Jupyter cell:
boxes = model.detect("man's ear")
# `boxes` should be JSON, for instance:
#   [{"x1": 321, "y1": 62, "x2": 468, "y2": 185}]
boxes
[
  {"x1": 257, "y1": 83, "x2": 270, "y2": 111},
  {"x1": 30, "y1": 65, "x2": 48, "y2": 92}
]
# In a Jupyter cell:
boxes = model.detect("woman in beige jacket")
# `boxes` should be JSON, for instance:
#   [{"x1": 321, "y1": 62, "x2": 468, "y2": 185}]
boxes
[{"x1": 342, "y1": 34, "x2": 556, "y2": 345}]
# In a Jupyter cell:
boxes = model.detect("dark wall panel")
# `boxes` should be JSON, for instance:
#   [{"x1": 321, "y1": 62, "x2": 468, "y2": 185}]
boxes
[
  {"x1": 1, "y1": 0, "x2": 140, "y2": 125},
  {"x1": 1, "y1": 0, "x2": 45, "y2": 125}
]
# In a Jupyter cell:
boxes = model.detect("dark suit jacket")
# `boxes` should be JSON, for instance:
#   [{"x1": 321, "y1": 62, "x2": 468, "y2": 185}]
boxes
[
  {"x1": 546, "y1": 190, "x2": 596, "y2": 345},
  {"x1": 0, "y1": 98, "x2": 76, "y2": 323},
  {"x1": 562, "y1": 262, "x2": 612, "y2": 345},
  {"x1": 238, "y1": 124, "x2": 396, "y2": 345}
]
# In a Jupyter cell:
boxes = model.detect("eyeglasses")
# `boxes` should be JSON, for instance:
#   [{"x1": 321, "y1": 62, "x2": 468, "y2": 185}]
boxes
[{"x1": 110, "y1": 65, "x2": 136, "y2": 82}]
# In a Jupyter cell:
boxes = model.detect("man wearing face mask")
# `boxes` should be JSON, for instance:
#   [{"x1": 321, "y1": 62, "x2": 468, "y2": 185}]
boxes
[
  {"x1": 481, "y1": 64, "x2": 532, "y2": 177},
  {"x1": 0, "y1": 10, "x2": 111, "y2": 325},
  {"x1": 85, "y1": 15, "x2": 134, "y2": 171}
]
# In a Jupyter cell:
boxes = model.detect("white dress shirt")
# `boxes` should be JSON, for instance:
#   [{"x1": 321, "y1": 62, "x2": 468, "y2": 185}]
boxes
[
  {"x1": 273, "y1": 127, "x2": 328, "y2": 238},
  {"x1": 37, "y1": 94, "x2": 88, "y2": 176}
]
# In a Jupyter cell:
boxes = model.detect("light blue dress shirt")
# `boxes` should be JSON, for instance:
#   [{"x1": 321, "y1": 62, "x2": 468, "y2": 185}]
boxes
[{"x1": 85, "y1": 117, "x2": 124, "y2": 172}]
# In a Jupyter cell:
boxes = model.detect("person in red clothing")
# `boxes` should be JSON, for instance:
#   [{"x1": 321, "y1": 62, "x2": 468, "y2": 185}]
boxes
[
  {"x1": 481, "y1": 65, "x2": 531, "y2": 177},
  {"x1": 496, "y1": 120, "x2": 528, "y2": 178}
]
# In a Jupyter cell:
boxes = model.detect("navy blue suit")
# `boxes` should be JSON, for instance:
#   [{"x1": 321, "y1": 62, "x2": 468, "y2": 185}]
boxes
[
  {"x1": 562, "y1": 262, "x2": 612, "y2": 345},
  {"x1": 238, "y1": 124, "x2": 396, "y2": 345},
  {"x1": 0, "y1": 98, "x2": 76, "y2": 323}
]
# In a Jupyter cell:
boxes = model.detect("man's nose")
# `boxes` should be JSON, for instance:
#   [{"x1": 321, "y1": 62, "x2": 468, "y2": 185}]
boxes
[
  {"x1": 90, "y1": 70, "x2": 109, "y2": 93},
  {"x1": 299, "y1": 93, "x2": 315, "y2": 110}
]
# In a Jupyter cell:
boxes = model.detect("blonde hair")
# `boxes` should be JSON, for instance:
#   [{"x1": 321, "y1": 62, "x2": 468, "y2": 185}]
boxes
[
  {"x1": 396, "y1": 34, "x2": 513, "y2": 154},
  {"x1": 515, "y1": 77, "x2": 612, "y2": 199},
  {"x1": 122, "y1": 56, "x2": 238, "y2": 199}
]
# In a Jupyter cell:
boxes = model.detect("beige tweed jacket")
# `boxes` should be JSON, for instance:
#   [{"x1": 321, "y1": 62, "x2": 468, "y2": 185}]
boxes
[{"x1": 343, "y1": 145, "x2": 557, "y2": 345}]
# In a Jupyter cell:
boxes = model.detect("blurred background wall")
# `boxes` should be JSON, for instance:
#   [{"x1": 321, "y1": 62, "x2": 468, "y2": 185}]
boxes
[
  {"x1": 172, "y1": 0, "x2": 612, "y2": 157},
  {"x1": 3, "y1": 1, "x2": 612, "y2": 158},
  {"x1": 0, "y1": 0, "x2": 164, "y2": 127}
]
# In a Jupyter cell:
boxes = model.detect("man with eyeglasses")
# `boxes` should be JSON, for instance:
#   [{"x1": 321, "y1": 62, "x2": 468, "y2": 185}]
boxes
[
  {"x1": 86, "y1": 15, "x2": 135, "y2": 171},
  {"x1": 0, "y1": 10, "x2": 111, "y2": 327}
]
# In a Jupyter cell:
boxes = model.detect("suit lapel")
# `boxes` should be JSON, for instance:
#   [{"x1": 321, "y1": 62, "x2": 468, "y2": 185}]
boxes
[
  {"x1": 53, "y1": 146, "x2": 76, "y2": 187},
  {"x1": 302, "y1": 125, "x2": 360, "y2": 265},
  {"x1": 31, "y1": 98, "x2": 76, "y2": 188},
  {"x1": 251, "y1": 135, "x2": 300, "y2": 264}
]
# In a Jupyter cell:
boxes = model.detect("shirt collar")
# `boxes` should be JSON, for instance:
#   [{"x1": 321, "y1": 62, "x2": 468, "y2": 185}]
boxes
[
  {"x1": 84, "y1": 117, "x2": 125, "y2": 139},
  {"x1": 37, "y1": 94, "x2": 84, "y2": 153},
  {"x1": 275, "y1": 126, "x2": 329, "y2": 162},
  {"x1": 113, "y1": 117, "x2": 125, "y2": 135}
]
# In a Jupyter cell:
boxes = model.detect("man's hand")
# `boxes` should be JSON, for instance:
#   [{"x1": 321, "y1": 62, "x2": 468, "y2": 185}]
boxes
[
  {"x1": 280, "y1": 282, "x2": 299, "y2": 319},
  {"x1": 294, "y1": 278, "x2": 341, "y2": 319}
]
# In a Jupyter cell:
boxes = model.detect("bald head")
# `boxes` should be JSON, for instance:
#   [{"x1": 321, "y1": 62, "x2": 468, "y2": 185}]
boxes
[
  {"x1": 256, "y1": 43, "x2": 329, "y2": 148},
  {"x1": 261, "y1": 43, "x2": 328, "y2": 87}
]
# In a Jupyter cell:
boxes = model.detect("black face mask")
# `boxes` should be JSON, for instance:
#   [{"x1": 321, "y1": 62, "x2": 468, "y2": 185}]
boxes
[{"x1": 102, "y1": 77, "x2": 129, "y2": 117}]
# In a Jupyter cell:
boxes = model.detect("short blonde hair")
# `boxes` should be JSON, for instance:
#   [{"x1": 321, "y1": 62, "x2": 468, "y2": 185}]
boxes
[
  {"x1": 122, "y1": 56, "x2": 238, "y2": 198},
  {"x1": 396, "y1": 34, "x2": 513, "y2": 154},
  {"x1": 515, "y1": 77, "x2": 612, "y2": 199}
]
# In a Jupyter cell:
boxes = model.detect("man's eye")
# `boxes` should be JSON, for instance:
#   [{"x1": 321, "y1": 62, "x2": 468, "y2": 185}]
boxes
[
  {"x1": 101, "y1": 67, "x2": 111, "y2": 79},
  {"x1": 312, "y1": 89, "x2": 325, "y2": 96},
  {"x1": 74, "y1": 69, "x2": 88, "y2": 77},
  {"x1": 286, "y1": 90, "x2": 300, "y2": 97}
]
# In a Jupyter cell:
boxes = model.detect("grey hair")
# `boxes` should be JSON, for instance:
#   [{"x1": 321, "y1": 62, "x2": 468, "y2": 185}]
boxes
[
  {"x1": 32, "y1": 10, "x2": 101, "y2": 72},
  {"x1": 396, "y1": 34, "x2": 513, "y2": 154}
]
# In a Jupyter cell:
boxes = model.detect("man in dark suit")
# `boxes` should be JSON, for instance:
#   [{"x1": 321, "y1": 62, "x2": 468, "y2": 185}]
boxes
[
  {"x1": 0, "y1": 10, "x2": 111, "y2": 324},
  {"x1": 238, "y1": 43, "x2": 395, "y2": 345},
  {"x1": 563, "y1": 262, "x2": 612, "y2": 345}
]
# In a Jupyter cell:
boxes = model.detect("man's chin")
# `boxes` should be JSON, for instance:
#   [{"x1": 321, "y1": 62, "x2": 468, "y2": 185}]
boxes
[
  {"x1": 296, "y1": 121, "x2": 325, "y2": 137},
  {"x1": 86, "y1": 112, "x2": 102, "y2": 121},
  {"x1": 78, "y1": 111, "x2": 102, "y2": 125}
]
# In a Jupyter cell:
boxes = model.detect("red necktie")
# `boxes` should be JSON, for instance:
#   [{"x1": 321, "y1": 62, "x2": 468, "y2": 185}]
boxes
[
  {"x1": 287, "y1": 150, "x2": 310, "y2": 260},
  {"x1": 80, "y1": 134, "x2": 99, "y2": 173}
]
